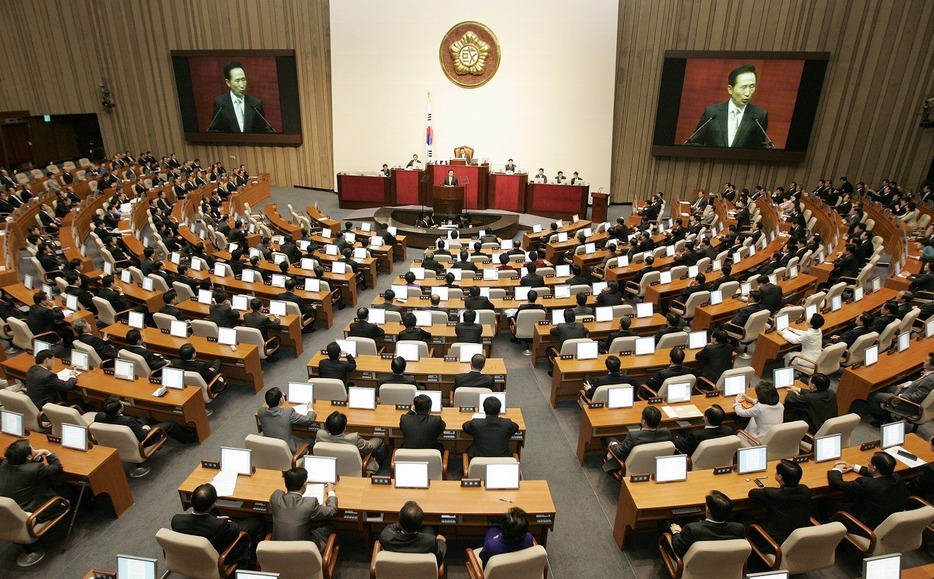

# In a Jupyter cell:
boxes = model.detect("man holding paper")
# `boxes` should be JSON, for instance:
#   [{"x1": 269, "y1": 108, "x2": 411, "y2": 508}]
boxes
[{"x1": 269, "y1": 467, "x2": 337, "y2": 554}]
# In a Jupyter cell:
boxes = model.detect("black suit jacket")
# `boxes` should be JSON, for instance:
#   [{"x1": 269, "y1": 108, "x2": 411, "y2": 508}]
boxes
[
  {"x1": 748, "y1": 484, "x2": 813, "y2": 542},
  {"x1": 171, "y1": 512, "x2": 241, "y2": 555},
  {"x1": 454, "y1": 370, "x2": 496, "y2": 391},
  {"x1": 606, "y1": 427, "x2": 672, "y2": 465},
  {"x1": 465, "y1": 296, "x2": 495, "y2": 311},
  {"x1": 827, "y1": 468, "x2": 908, "y2": 528},
  {"x1": 208, "y1": 304, "x2": 240, "y2": 329},
  {"x1": 318, "y1": 355, "x2": 356, "y2": 383},
  {"x1": 398, "y1": 327, "x2": 432, "y2": 343},
  {"x1": 159, "y1": 304, "x2": 187, "y2": 322},
  {"x1": 671, "y1": 519, "x2": 747, "y2": 557},
  {"x1": 677, "y1": 424, "x2": 733, "y2": 456},
  {"x1": 126, "y1": 344, "x2": 167, "y2": 371},
  {"x1": 378, "y1": 523, "x2": 447, "y2": 565},
  {"x1": 26, "y1": 364, "x2": 76, "y2": 408},
  {"x1": 584, "y1": 371, "x2": 637, "y2": 399},
  {"x1": 688, "y1": 101, "x2": 769, "y2": 149},
  {"x1": 462, "y1": 416, "x2": 519, "y2": 458},
  {"x1": 78, "y1": 333, "x2": 117, "y2": 361},
  {"x1": 209, "y1": 93, "x2": 269, "y2": 133},
  {"x1": 549, "y1": 322, "x2": 589, "y2": 349},
  {"x1": 399, "y1": 412, "x2": 446, "y2": 449},
  {"x1": 244, "y1": 311, "x2": 281, "y2": 340},
  {"x1": 171, "y1": 357, "x2": 222, "y2": 384},
  {"x1": 730, "y1": 302, "x2": 767, "y2": 327},
  {"x1": 520, "y1": 274, "x2": 545, "y2": 287},
  {"x1": 0, "y1": 454, "x2": 63, "y2": 512},
  {"x1": 758, "y1": 283, "x2": 782, "y2": 313},
  {"x1": 27, "y1": 304, "x2": 64, "y2": 335},
  {"x1": 695, "y1": 343, "x2": 734, "y2": 384},
  {"x1": 349, "y1": 321, "x2": 385, "y2": 340},
  {"x1": 646, "y1": 364, "x2": 694, "y2": 392},
  {"x1": 783, "y1": 389, "x2": 837, "y2": 433},
  {"x1": 455, "y1": 322, "x2": 483, "y2": 344}
]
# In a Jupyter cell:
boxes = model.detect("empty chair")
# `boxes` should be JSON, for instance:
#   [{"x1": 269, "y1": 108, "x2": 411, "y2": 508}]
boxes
[
  {"x1": 155, "y1": 527, "x2": 250, "y2": 579},
  {"x1": 511, "y1": 309, "x2": 546, "y2": 355},
  {"x1": 313, "y1": 442, "x2": 370, "y2": 477},
  {"x1": 607, "y1": 336, "x2": 638, "y2": 355},
  {"x1": 843, "y1": 331, "x2": 879, "y2": 366},
  {"x1": 256, "y1": 538, "x2": 339, "y2": 579},
  {"x1": 0, "y1": 390, "x2": 49, "y2": 432},
  {"x1": 452, "y1": 387, "x2": 493, "y2": 408},
  {"x1": 92, "y1": 297, "x2": 131, "y2": 327},
  {"x1": 90, "y1": 421, "x2": 167, "y2": 478},
  {"x1": 656, "y1": 332, "x2": 689, "y2": 349},
  {"x1": 236, "y1": 326, "x2": 280, "y2": 359},
  {"x1": 669, "y1": 291, "x2": 709, "y2": 321},
  {"x1": 152, "y1": 312, "x2": 176, "y2": 331},
  {"x1": 191, "y1": 319, "x2": 220, "y2": 339},
  {"x1": 125, "y1": 266, "x2": 144, "y2": 285},
  {"x1": 748, "y1": 520, "x2": 846, "y2": 574},
  {"x1": 117, "y1": 348, "x2": 153, "y2": 378},
  {"x1": 393, "y1": 448, "x2": 448, "y2": 480},
  {"x1": 658, "y1": 537, "x2": 751, "y2": 579},
  {"x1": 788, "y1": 341, "x2": 847, "y2": 377},
  {"x1": 369, "y1": 541, "x2": 443, "y2": 579},
  {"x1": 690, "y1": 436, "x2": 743, "y2": 471},
  {"x1": 0, "y1": 496, "x2": 71, "y2": 567},
  {"x1": 396, "y1": 340, "x2": 430, "y2": 359},
  {"x1": 800, "y1": 291, "x2": 825, "y2": 312},
  {"x1": 379, "y1": 383, "x2": 418, "y2": 405},
  {"x1": 308, "y1": 378, "x2": 348, "y2": 402},
  {"x1": 428, "y1": 310, "x2": 449, "y2": 325},
  {"x1": 465, "y1": 456, "x2": 519, "y2": 480},
  {"x1": 773, "y1": 305, "x2": 804, "y2": 324},
  {"x1": 639, "y1": 374, "x2": 696, "y2": 401},
  {"x1": 6, "y1": 317, "x2": 60, "y2": 352},
  {"x1": 899, "y1": 307, "x2": 921, "y2": 335},
  {"x1": 877, "y1": 319, "x2": 901, "y2": 352},
  {"x1": 172, "y1": 281, "x2": 195, "y2": 302},
  {"x1": 696, "y1": 366, "x2": 754, "y2": 394},
  {"x1": 607, "y1": 441, "x2": 677, "y2": 480},
  {"x1": 41, "y1": 403, "x2": 95, "y2": 437},
  {"x1": 832, "y1": 502, "x2": 934, "y2": 557},
  {"x1": 346, "y1": 336, "x2": 379, "y2": 356},
  {"x1": 244, "y1": 433, "x2": 305, "y2": 470},
  {"x1": 800, "y1": 413, "x2": 861, "y2": 453},
  {"x1": 146, "y1": 274, "x2": 169, "y2": 293},
  {"x1": 465, "y1": 544, "x2": 548, "y2": 579},
  {"x1": 737, "y1": 420, "x2": 809, "y2": 461},
  {"x1": 821, "y1": 282, "x2": 847, "y2": 311}
]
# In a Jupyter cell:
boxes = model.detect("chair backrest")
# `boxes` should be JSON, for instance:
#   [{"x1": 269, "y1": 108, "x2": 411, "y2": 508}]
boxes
[
  {"x1": 379, "y1": 383, "x2": 418, "y2": 405},
  {"x1": 742, "y1": 309, "x2": 772, "y2": 340},
  {"x1": 155, "y1": 528, "x2": 223, "y2": 579},
  {"x1": 638, "y1": 271, "x2": 660, "y2": 296},
  {"x1": 483, "y1": 544, "x2": 548, "y2": 579},
  {"x1": 313, "y1": 441, "x2": 363, "y2": 477},
  {"x1": 814, "y1": 341, "x2": 848, "y2": 374},
  {"x1": 779, "y1": 521, "x2": 846, "y2": 574},
  {"x1": 912, "y1": 388, "x2": 934, "y2": 424},
  {"x1": 822, "y1": 282, "x2": 846, "y2": 309},
  {"x1": 126, "y1": 266, "x2": 144, "y2": 284},
  {"x1": 515, "y1": 310, "x2": 546, "y2": 339},
  {"x1": 394, "y1": 449, "x2": 444, "y2": 481},
  {"x1": 657, "y1": 374, "x2": 696, "y2": 399},
  {"x1": 678, "y1": 291, "x2": 710, "y2": 319},
  {"x1": 845, "y1": 331, "x2": 879, "y2": 366},
  {"x1": 774, "y1": 305, "x2": 804, "y2": 323},
  {"x1": 191, "y1": 319, "x2": 219, "y2": 339},
  {"x1": 41, "y1": 403, "x2": 90, "y2": 438},
  {"x1": 690, "y1": 435, "x2": 742, "y2": 470},
  {"x1": 428, "y1": 310, "x2": 449, "y2": 325},
  {"x1": 152, "y1": 312, "x2": 175, "y2": 331},
  {"x1": 467, "y1": 456, "x2": 519, "y2": 480},
  {"x1": 6, "y1": 317, "x2": 36, "y2": 351},
  {"x1": 718, "y1": 280, "x2": 740, "y2": 298},
  {"x1": 669, "y1": 265, "x2": 687, "y2": 280},
  {"x1": 871, "y1": 505, "x2": 934, "y2": 555},
  {"x1": 92, "y1": 296, "x2": 120, "y2": 326},
  {"x1": 0, "y1": 389, "x2": 44, "y2": 432},
  {"x1": 172, "y1": 282, "x2": 195, "y2": 302},
  {"x1": 147, "y1": 274, "x2": 169, "y2": 293},
  {"x1": 657, "y1": 331, "x2": 689, "y2": 349},
  {"x1": 72, "y1": 338, "x2": 103, "y2": 368},
  {"x1": 385, "y1": 311, "x2": 403, "y2": 324},
  {"x1": 760, "y1": 420, "x2": 809, "y2": 461},
  {"x1": 712, "y1": 367, "x2": 754, "y2": 392},
  {"x1": 309, "y1": 378, "x2": 348, "y2": 401},
  {"x1": 877, "y1": 319, "x2": 901, "y2": 352},
  {"x1": 608, "y1": 336, "x2": 638, "y2": 355},
  {"x1": 681, "y1": 538, "x2": 751, "y2": 579},
  {"x1": 117, "y1": 348, "x2": 152, "y2": 378},
  {"x1": 559, "y1": 338, "x2": 594, "y2": 356},
  {"x1": 813, "y1": 413, "x2": 860, "y2": 446},
  {"x1": 89, "y1": 422, "x2": 146, "y2": 463},
  {"x1": 452, "y1": 387, "x2": 493, "y2": 408},
  {"x1": 625, "y1": 441, "x2": 676, "y2": 475},
  {"x1": 347, "y1": 336, "x2": 378, "y2": 356},
  {"x1": 900, "y1": 307, "x2": 921, "y2": 335},
  {"x1": 256, "y1": 540, "x2": 325, "y2": 579},
  {"x1": 397, "y1": 340, "x2": 430, "y2": 359},
  {"x1": 475, "y1": 309, "x2": 496, "y2": 330},
  {"x1": 373, "y1": 549, "x2": 438, "y2": 579},
  {"x1": 235, "y1": 327, "x2": 270, "y2": 358},
  {"x1": 0, "y1": 497, "x2": 38, "y2": 544},
  {"x1": 245, "y1": 433, "x2": 293, "y2": 470}
]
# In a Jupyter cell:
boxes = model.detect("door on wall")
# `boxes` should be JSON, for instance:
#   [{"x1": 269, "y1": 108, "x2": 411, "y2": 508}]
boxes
[{"x1": 1, "y1": 122, "x2": 31, "y2": 170}]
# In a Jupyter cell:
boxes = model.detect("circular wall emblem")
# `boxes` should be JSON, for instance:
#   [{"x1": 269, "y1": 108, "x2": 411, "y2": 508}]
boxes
[{"x1": 439, "y1": 22, "x2": 501, "y2": 88}]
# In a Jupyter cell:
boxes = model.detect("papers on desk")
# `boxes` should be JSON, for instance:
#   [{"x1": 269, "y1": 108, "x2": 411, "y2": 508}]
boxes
[
  {"x1": 884, "y1": 445, "x2": 928, "y2": 468},
  {"x1": 56, "y1": 369, "x2": 74, "y2": 381},
  {"x1": 210, "y1": 470, "x2": 239, "y2": 497},
  {"x1": 661, "y1": 405, "x2": 702, "y2": 420},
  {"x1": 293, "y1": 404, "x2": 310, "y2": 416},
  {"x1": 62, "y1": 309, "x2": 75, "y2": 317},
  {"x1": 303, "y1": 483, "x2": 325, "y2": 504}
]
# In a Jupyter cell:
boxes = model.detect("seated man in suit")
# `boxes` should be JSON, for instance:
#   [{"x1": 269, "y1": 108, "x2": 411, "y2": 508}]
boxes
[
  {"x1": 827, "y1": 452, "x2": 908, "y2": 529},
  {"x1": 452, "y1": 250, "x2": 478, "y2": 272},
  {"x1": 399, "y1": 394, "x2": 446, "y2": 452},
  {"x1": 868, "y1": 351, "x2": 934, "y2": 425},
  {"x1": 641, "y1": 347, "x2": 692, "y2": 396},
  {"x1": 602, "y1": 317, "x2": 637, "y2": 352},
  {"x1": 373, "y1": 289, "x2": 404, "y2": 313},
  {"x1": 675, "y1": 404, "x2": 732, "y2": 456},
  {"x1": 596, "y1": 281, "x2": 624, "y2": 306},
  {"x1": 603, "y1": 406, "x2": 672, "y2": 474},
  {"x1": 462, "y1": 397, "x2": 519, "y2": 458},
  {"x1": 571, "y1": 292, "x2": 595, "y2": 317},
  {"x1": 756, "y1": 275, "x2": 782, "y2": 314},
  {"x1": 258, "y1": 387, "x2": 316, "y2": 453},
  {"x1": 454, "y1": 353, "x2": 497, "y2": 392},
  {"x1": 379, "y1": 501, "x2": 447, "y2": 565},
  {"x1": 318, "y1": 342, "x2": 357, "y2": 384},
  {"x1": 421, "y1": 251, "x2": 445, "y2": 273},
  {"x1": 583, "y1": 355, "x2": 638, "y2": 400},
  {"x1": 208, "y1": 291, "x2": 241, "y2": 329},
  {"x1": 97, "y1": 394, "x2": 195, "y2": 444},
  {"x1": 653, "y1": 312, "x2": 683, "y2": 345},
  {"x1": 172, "y1": 483, "x2": 266, "y2": 566},
  {"x1": 124, "y1": 329, "x2": 168, "y2": 372},
  {"x1": 269, "y1": 467, "x2": 338, "y2": 554},
  {"x1": 549, "y1": 308, "x2": 589, "y2": 351},
  {"x1": 828, "y1": 313, "x2": 873, "y2": 347},
  {"x1": 0, "y1": 440, "x2": 68, "y2": 528},
  {"x1": 316, "y1": 411, "x2": 388, "y2": 474},
  {"x1": 520, "y1": 262, "x2": 545, "y2": 287},
  {"x1": 455, "y1": 310, "x2": 484, "y2": 344},
  {"x1": 667, "y1": 491, "x2": 746, "y2": 557},
  {"x1": 465, "y1": 286, "x2": 495, "y2": 311},
  {"x1": 783, "y1": 372, "x2": 837, "y2": 434},
  {"x1": 277, "y1": 278, "x2": 316, "y2": 331},
  {"x1": 694, "y1": 329, "x2": 734, "y2": 387},
  {"x1": 171, "y1": 343, "x2": 226, "y2": 393},
  {"x1": 377, "y1": 356, "x2": 420, "y2": 395},
  {"x1": 27, "y1": 291, "x2": 72, "y2": 347},
  {"x1": 72, "y1": 318, "x2": 117, "y2": 361},
  {"x1": 398, "y1": 313, "x2": 432, "y2": 343},
  {"x1": 725, "y1": 289, "x2": 766, "y2": 334},
  {"x1": 243, "y1": 298, "x2": 281, "y2": 341},
  {"x1": 348, "y1": 307, "x2": 385, "y2": 340},
  {"x1": 869, "y1": 300, "x2": 900, "y2": 334},
  {"x1": 25, "y1": 349, "x2": 78, "y2": 414},
  {"x1": 158, "y1": 290, "x2": 187, "y2": 322},
  {"x1": 748, "y1": 459, "x2": 812, "y2": 543}
]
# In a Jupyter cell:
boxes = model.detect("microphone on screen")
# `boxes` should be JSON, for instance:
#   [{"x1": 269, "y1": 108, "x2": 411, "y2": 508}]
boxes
[
  {"x1": 683, "y1": 114, "x2": 717, "y2": 145},
  {"x1": 206, "y1": 104, "x2": 225, "y2": 132}
]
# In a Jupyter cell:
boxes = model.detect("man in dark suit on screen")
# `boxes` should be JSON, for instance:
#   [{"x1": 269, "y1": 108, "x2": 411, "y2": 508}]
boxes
[
  {"x1": 686, "y1": 64, "x2": 770, "y2": 149},
  {"x1": 208, "y1": 61, "x2": 271, "y2": 133}
]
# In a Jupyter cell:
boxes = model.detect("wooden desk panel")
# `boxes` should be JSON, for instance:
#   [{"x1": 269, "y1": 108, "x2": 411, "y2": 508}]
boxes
[
  {"x1": 177, "y1": 301, "x2": 303, "y2": 357},
  {"x1": 531, "y1": 314, "x2": 667, "y2": 362},
  {"x1": 522, "y1": 220, "x2": 590, "y2": 252},
  {"x1": 342, "y1": 321, "x2": 493, "y2": 357},
  {"x1": 690, "y1": 274, "x2": 817, "y2": 332},
  {"x1": 836, "y1": 334, "x2": 934, "y2": 414}
]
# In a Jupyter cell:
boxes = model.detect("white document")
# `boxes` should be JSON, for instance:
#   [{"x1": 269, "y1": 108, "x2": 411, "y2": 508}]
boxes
[
  {"x1": 302, "y1": 483, "x2": 326, "y2": 504},
  {"x1": 293, "y1": 404, "x2": 310, "y2": 416},
  {"x1": 210, "y1": 470, "x2": 239, "y2": 497},
  {"x1": 884, "y1": 446, "x2": 928, "y2": 468},
  {"x1": 57, "y1": 369, "x2": 74, "y2": 381}
]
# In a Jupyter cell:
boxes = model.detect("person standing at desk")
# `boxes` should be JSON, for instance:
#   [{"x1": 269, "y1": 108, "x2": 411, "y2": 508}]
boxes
[
  {"x1": 269, "y1": 467, "x2": 337, "y2": 554},
  {"x1": 504, "y1": 159, "x2": 517, "y2": 172},
  {"x1": 406, "y1": 154, "x2": 422, "y2": 168},
  {"x1": 462, "y1": 397, "x2": 519, "y2": 458},
  {"x1": 380, "y1": 164, "x2": 391, "y2": 177},
  {"x1": 443, "y1": 170, "x2": 458, "y2": 186}
]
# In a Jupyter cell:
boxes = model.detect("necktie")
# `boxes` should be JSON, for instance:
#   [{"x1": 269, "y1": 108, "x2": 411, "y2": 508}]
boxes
[{"x1": 235, "y1": 98, "x2": 244, "y2": 131}]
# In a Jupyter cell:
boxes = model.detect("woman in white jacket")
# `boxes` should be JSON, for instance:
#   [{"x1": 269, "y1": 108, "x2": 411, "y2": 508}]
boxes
[
  {"x1": 781, "y1": 313, "x2": 824, "y2": 366},
  {"x1": 734, "y1": 381, "x2": 784, "y2": 440}
]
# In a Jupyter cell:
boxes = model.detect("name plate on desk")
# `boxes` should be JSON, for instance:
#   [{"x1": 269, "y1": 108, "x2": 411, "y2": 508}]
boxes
[
  {"x1": 427, "y1": 375, "x2": 440, "y2": 382},
  {"x1": 433, "y1": 337, "x2": 443, "y2": 343},
  {"x1": 320, "y1": 349, "x2": 328, "y2": 354},
  {"x1": 252, "y1": 503, "x2": 268, "y2": 513},
  {"x1": 200, "y1": 460, "x2": 220, "y2": 469},
  {"x1": 373, "y1": 427, "x2": 386, "y2": 436},
  {"x1": 589, "y1": 402, "x2": 605, "y2": 409},
  {"x1": 713, "y1": 466, "x2": 734, "y2": 475},
  {"x1": 343, "y1": 510, "x2": 359, "y2": 520},
  {"x1": 395, "y1": 404, "x2": 411, "y2": 411},
  {"x1": 560, "y1": 354, "x2": 574, "y2": 360},
  {"x1": 380, "y1": 354, "x2": 394, "y2": 359},
  {"x1": 535, "y1": 514, "x2": 553, "y2": 525},
  {"x1": 46, "y1": 435, "x2": 62, "y2": 444},
  {"x1": 629, "y1": 474, "x2": 651, "y2": 483},
  {"x1": 543, "y1": 295, "x2": 553, "y2": 300},
  {"x1": 442, "y1": 430, "x2": 456, "y2": 439},
  {"x1": 582, "y1": 317, "x2": 595, "y2": 323},
  {"x1": 419, "y1": 295, "x2": 430, "y2": 300},
  {"x1": 446, "y1": 322, "x2": 456, "y2": 326},
  {"x1": 444, "y1": 356, "x2": 457, "y2": 362},
  {"x1": 331, "y1": 400, "x2": 347, "y2": 407},
  {"x1": 459, "y1": 406, "x2": 476, "y2": 413},
  {"x1": 362, "y1": 372, "x2": 376, "y2": 379},
  {"x1": 461, "y1": 478, "x2": 481, "y2": 488},
  {"x1": 538, "y1": 321, "x2": 551, "y2": 325},
  {"x1": 370, "y1": 476, "x2": 391, "y2": 485},
  {"x1": 647, "y1": 397, "x2": 663, "y2": 404},
  {"x1": 160, "y1": 328, "x2": 170, "y2": 334},
  {"x1": 206, "y1": 337, "x2": 218, "y2": 342},
  {"x1": 792, "y1": 455, "x2": 810, "y2": 463},
  {"x1": 494, "y1": 375, "x2": 505, "y2": 382},
  {"x1": 440, "y1": 514, "x2": 458, "y2": 525},
  {"x1": 860, "y1": 441, "x2": 879, "y2": 451},
  {"x1": 149, "y1": 377, "x2": 161, "y2": 384},
  {"x1": 103, "y1": 369, "x2": 115, "y2": 375}
]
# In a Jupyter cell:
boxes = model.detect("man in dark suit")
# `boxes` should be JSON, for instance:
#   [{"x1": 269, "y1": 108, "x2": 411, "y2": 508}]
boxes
[
  {"x1": 377, "y1": 357, "x2": 420, "y2": 394},
  {"x1": 827, "y1": 452, "x2": 908, "y2": 528},
  {"x1": 0, "y1": 440, "x2": 68, "y2": 528},
  {"x1": 379, "y1": 501, "x2": 447, "y2": 565},
  {"x1": 277, "y1": 279, "x2": 316, "y2": 329},
  {"x1": 520, "y1": 262, "x2": 545, "y2": 287},
  {"x1": 172, "y1": 483, "x2": 266, "y2": 565},
  {"x1": 603, "y1": 406, "x2": 672, "y2": 473},
  {"x1": 571, "y1": 292, "x2": 595, "y2": 317},
  {"x1": 549, "y1": 308, "x2": 589, "y2": 350},
  {"x1": 462, "y1": 396, "x2": 519, "y2": 458},
  {"x1": 399, "y1": 394, "x2": 446, "y2": 451},
  {"x1": 748, "y1": 460, "x2": 812, "y2": 542},
  {"x1": 668, "y1": 491, "x2": 746, "y2": 557},
  {"x1": 258, "y1": 387, "x2": 315, "y2": 453},
  {"x1": 596, "y1": 281, "x2": 624, "y2": 306},
  {"x1": 208, "y1": 61, "x2": 270, "y2": 133},
  {"x1": 601, "y1": 317, "x2": 637, "y2": 352},
  {"x1": 694, "y1": 329, "x2": 734, "y2": 386},
  {"x1": 124, "y1": 329, "x2": 167, "y2": 372},
  {"x1": 455, "y1": 310, "x2": 484, "y2": 344},
  {"x1": 73, "y1": 318, "x2": 117, "y2": 361},
  {"x1": 757, "y1": 275, "x2": 782, "y2": 313},
  {"x1": 243, "y1": 298, "x2": 281, "y2": 341},
  {"x1": 641, "y1": 347, "x2": 692, "y2": 395},
  {"x1": 208, "y1": 292, "x2": 241, "y2": 329},
  {"x1": 348, "y1": 307, "x2": 385, "y2": 340},
  {"x1": 653, "y1": 313, "x2": 683, "y2": 345},
  {"x1": 25, "y1": 350, "x2": 77, "y2": 409},
  {"x1": 451, "y1": 250, "x2": 478, "y2": 272},
  {"x1": 27, "y1": 291, "x2": 71, "y2": 346},
  {"x1": 96, "y1": 395, "x2": 194, "y2": 444},
  {"x1": 99, "y1": 275, "x2": 131, "y2": 312},
  {"x1": 270, "y1": 467, "x2": 338, "y2": 553},
  {"x1": 158, "y1": 290, "x2": 188, "y2": 322},
  {"x1": 829, "y1": 313, "x2": 872, "y2": 347},
  {"x1": 868, "y1": 352, "x2": 934, "y2": 424},
  {"x1": 583, "y1": 355, "x2": 638, "y2": 399},
  {"x1": 869, "y1": 300, "x2": 900, "y2": 335},
  {"x1": 454, "y1": 354, "x2": 497, "y2": 392},
  {"x1": 398, "y1": 313, "x2": 432, "y2": 343},
  {"x1": 827, "y1": 244, "x2": 861, "y2": 286},
  {"x1": 675, "y1": 404, "x2": 732, "y2": 456},
  {"x1": 318, "y1": 342, "x2": 357, "y2": 384},
  {"x1": 727, "y1": 289, "x2": 767, "y2": 329},
  {"x1": 464, "y1": 286, "x2": 495, "y2": 311},
  {"x1": 373, "y1": 289, "x2": 404, "y2": 313},
  {"x1": 170, "y1": 343, "x2": 226, "y2": 393},
  {"x1": 686, "y1": 65, "x2": 769, "y2": 149},
  {"x1": 442, "y1": 170, "x2": 458, "y2": 186},
  {"x1": 784, "y1": 373, "x2": 837, "y2": 434}
]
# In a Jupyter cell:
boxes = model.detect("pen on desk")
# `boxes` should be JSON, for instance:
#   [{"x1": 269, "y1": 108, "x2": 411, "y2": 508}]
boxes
[{"x1": 498, "y1": 498, "x2": 513, "y2": 503}]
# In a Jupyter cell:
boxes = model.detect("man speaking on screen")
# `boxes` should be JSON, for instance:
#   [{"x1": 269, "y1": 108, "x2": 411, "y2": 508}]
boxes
[
  {"x1": 208, "y1": 61, "x2": 273, "y2": 133},
  {"x1": 685, "y1": 64, "x2": 770, "y2": 149}
]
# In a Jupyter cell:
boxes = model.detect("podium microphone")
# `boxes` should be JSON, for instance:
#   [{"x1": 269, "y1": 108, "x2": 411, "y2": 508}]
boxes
[
  {"x1": 753, "y1": 118, "x2": 775, "y2": 149},
  {"x1": 252, "y1": 107, "x2": 276, "y2": 133},
  {"x1": 682, "y1": 114, "x2": 717, "y2": 145},
  {"x1": 206, "y1": 104, "x2": 225, "y2": 132}
]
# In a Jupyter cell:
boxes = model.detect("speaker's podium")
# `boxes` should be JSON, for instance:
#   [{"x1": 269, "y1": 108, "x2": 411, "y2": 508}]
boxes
[{"x1": 433, "y1": 185, "x2": 464, "y2": 215}]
